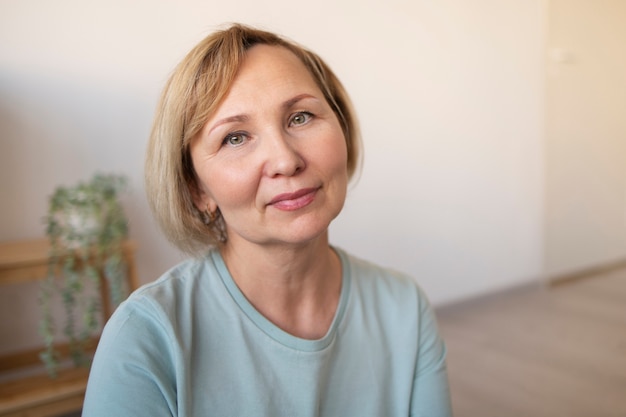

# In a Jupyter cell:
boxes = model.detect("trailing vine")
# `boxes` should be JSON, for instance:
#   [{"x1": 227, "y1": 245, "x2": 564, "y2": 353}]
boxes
[{"x1": 39, "y1": 173, "x2": 129, "y2": 377}]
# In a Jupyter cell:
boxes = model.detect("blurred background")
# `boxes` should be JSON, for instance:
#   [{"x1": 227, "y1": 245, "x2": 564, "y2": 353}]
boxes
[{"x1": 1, "y1": 0, "x2": 624, "y2": 415}]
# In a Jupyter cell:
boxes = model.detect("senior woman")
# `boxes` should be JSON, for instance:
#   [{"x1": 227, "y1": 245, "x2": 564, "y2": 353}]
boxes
[{"x1": 83, "y1": 24, "x2": 452, "y2": 416}]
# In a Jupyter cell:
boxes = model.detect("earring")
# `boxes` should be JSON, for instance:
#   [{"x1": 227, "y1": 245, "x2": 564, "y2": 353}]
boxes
[{"x1": 203, "y1": 205, "x2": 217, "y2": 225}]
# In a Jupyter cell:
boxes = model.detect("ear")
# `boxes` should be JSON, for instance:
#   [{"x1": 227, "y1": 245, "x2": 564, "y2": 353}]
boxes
[{"x1": 189, "y1": 179, "x2": 218, "y2": 214}]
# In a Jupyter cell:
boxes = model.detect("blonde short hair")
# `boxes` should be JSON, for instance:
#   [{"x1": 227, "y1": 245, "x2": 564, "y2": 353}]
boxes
[{"x1": 145, "y1": 23, "x2": 361, "y2": 255}]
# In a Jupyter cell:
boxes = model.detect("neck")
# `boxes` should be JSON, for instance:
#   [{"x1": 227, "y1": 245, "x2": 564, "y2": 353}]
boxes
[{"x1": 220, "y1": 232, "x2": 342, "y2": 339}]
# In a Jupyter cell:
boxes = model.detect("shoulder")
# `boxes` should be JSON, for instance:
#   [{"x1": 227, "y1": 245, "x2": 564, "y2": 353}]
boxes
[
  {"x1": 336, "y1": 247, "x2": 433, "y2": 319},
  {"x1": 84, "y1": 258, "x2": 219, "y2": 416},
  {"x1": 94, "y1": 253, "x2": 221, "y2": 366},
  {"x1": 106, "y1": 253, "x2": 218, "y2": 333},
  {"x1": 131, "y1": 255, "x2": 210, "y2": 302},
  {"x1": 338, "y1": 248, "x2": 425, "y2": 298}
]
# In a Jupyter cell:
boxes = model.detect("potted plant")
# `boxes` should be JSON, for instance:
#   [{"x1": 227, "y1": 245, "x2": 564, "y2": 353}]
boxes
[{"x1": 39, "y1": 173, "x2": 130, "y2": 377}]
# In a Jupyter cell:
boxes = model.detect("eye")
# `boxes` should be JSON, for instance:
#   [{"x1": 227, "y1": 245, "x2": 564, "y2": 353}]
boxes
[
  {"x1": 223, "y1": 132, "x2": 247, "y2": 147},
  {"x1": 289, "y1": 112, "x2": 313, "y2": 126}
]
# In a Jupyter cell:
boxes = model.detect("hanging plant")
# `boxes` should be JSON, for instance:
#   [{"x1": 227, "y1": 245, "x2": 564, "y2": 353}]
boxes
[{"x1": 39, "y1": 173, "x2": 130, "y2": 377}]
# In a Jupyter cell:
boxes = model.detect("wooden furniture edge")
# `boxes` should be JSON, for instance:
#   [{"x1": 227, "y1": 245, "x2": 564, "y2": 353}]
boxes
[{"x1": 0, "y1": 367, "x2": 89, "y2": 415}]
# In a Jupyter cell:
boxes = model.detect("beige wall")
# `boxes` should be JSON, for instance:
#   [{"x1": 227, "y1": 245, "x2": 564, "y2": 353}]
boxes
[
  {"x1": 0, "y1": 0, "x2": 546, "y2": 353},
  {"x1": 545, "y1": 0, "x2": 626, "y2": 277}
]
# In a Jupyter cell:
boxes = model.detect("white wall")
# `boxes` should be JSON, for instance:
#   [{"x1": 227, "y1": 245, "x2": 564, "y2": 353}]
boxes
[
  {"x1": 0, "y1": 0, "x2": 545, "y2": 313},
  {"x1": 545, "y1": 0, "x2": 626, "y2": 277}
]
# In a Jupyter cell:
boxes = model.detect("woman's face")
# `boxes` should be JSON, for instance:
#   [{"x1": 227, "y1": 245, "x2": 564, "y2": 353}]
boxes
[{"x1": 190, "y1": 44, "x2": 348, "y2": 249}]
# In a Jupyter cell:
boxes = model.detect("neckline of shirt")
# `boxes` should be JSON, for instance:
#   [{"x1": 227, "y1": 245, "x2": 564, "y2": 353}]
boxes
[{"x1": 210, "y1": 246, "x2": 351, "y2": 352}]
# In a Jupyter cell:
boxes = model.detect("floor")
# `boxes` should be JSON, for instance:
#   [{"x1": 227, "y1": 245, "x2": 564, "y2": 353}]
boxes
[{"x1": 437, "y1": 267, "x2": 626, "y2": 417}]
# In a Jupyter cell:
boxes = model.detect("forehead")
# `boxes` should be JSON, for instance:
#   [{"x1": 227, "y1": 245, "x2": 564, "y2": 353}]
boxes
[
  {"x1": 238, "y1": 44, "x2": 312, "y2": 82},
  {"x1": 218, "y1": 45, "x2": 321, "y2": 107}
]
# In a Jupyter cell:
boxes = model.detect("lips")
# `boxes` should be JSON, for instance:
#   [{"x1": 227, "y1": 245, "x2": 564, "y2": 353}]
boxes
[{"x1": 268, "y1": 187, "x2": 319, "y2": 211}]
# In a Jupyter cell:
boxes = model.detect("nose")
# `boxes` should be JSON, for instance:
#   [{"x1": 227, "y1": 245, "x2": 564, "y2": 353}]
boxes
[{"x1": 262, "y1": 130, "x2": 306, "y2": 177}]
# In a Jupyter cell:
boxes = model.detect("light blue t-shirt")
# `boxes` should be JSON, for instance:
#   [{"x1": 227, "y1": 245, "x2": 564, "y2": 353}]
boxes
[{"x1": 83, "y1": 248, "x2": 452, "y2": 416}]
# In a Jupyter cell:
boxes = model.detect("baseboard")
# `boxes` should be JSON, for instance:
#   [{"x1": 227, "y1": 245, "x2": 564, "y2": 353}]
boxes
[
  {"x1": 434, "y1": 279, "x2": 543, "y2": 315},
  {"x1": 547, "y1": 257, "x2": 626, "y2": 287},
  {"x1": 435, "y1": 257, "x2": 626, "y2": 315}
]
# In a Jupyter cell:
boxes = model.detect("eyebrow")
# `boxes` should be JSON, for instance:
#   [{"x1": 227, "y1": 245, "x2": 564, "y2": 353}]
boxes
[
  {"x1": 206, "y1": 93, "x2": 318, "y2": 136},
  {"x1": 207, "y1": 114, "x2": 249, "y2": 136},
  {"x1": 283, "y1": 93, "x2": 317, "y2": 110}
]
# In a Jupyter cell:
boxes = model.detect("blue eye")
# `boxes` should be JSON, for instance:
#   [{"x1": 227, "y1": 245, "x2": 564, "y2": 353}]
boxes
[
  {"x1": 223, "y1": 133, "x2": 247, "y2": 146},
  {"x1": 290, "y1": 112, "x2": 313, "y2": 126}
]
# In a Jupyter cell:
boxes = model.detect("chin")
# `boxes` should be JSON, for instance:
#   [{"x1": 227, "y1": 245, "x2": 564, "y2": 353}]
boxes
[
  {"x1": 289, "y1": 209, "x2": 344, "y2": 245},
  {"x1": 271, "y1": 219, "x2": 333, "y2": 246},
  {"x1": 226, "y1": 202, "x2": 344, "y2": 248}
]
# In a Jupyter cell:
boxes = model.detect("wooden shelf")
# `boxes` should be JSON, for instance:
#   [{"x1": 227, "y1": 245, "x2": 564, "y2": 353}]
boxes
[
  {"x1": 0, "y1": 367, "x2": 89, "y2": 417},
  {"x1": 0, "y1": 238, "x2": 138, "y2": 417},
  {"x1": 0, "y1": 239, "x2": 51, "y2": 286},
  {"x1": 0, "y1": 238, "x2": 138, "y2": 288}
]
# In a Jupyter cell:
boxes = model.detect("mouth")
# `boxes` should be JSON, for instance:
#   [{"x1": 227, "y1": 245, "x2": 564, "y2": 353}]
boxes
[{"x1": 268, "y1": 187, "x2": 319, "y2": 211}]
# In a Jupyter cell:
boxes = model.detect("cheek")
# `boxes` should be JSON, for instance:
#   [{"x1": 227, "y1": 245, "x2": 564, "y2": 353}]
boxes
[
  {"x1": 201, "y1": 163, "x2": 259, "y2": 209},
  {"x1": 322, "y1": 133, "x2": 349, "y2": 177},
  {"x1": 328, "y1": 152, "x2": 348, "y2": 181}
]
